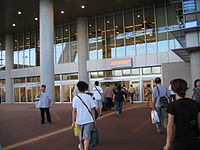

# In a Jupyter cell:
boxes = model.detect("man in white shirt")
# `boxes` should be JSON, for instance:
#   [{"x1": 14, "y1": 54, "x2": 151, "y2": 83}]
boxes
[
  {"x1": 92, "y1": 81, "x2": 103, "y2": 116},
  {"x1": 72, "y1": 81, "x2": 96, "y2": 150},
  {"x1": 36, "y1": 85, "x2": 52, "y2": 124}
]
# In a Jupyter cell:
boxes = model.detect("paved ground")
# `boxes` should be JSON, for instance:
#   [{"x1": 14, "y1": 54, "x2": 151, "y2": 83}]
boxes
[{"x1": 0, "y1": 103, "x2": 166, "y2": 150}]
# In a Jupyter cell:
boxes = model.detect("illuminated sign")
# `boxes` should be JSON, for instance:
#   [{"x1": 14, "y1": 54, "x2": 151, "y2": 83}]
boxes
[{"x1": 110, "y1": 58, "x2": 132, "y2": 69}]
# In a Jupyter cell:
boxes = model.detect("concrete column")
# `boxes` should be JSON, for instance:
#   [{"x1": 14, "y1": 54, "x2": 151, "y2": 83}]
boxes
[
  {"x1": 5, "y1": 34, "x2": 14, "y2": 103},
  {"x1": 77, "y1": 17, "x2": 89, "y2": 84},
  {"x1": 190, "y1": 51, "x2": 200, "y2": 83},
  {"x1": 39, "y1": 0, "x2": 55, "y2": 104}
]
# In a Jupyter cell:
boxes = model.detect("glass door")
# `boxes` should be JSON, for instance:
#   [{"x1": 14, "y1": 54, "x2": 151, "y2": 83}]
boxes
[{"x1": 130, "y1": 81, "x2": 140, "y2": 102}]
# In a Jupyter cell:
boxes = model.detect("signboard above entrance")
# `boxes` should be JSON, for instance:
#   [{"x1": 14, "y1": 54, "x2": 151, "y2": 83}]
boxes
[{"x1": 110, "y1": 58, "x2": 132, "y2": 69}]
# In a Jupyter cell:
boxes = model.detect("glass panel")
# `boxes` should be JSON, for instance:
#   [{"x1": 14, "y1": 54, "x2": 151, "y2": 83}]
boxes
[
  {"x1": 183, "y1": 0, "x2": 196, "y2": 13},
  {"x1": 14, "y1": 88, "x2": 19, "y2": 102},
  {"x1": 69, "y1": 73, "x2": 78, "y2": 80},
  {"x1": 63, "y1": 23, "x2": 70, "y2": 63},
  {"x1": 24, "y1": 49, "x2": 30, "y2": 67},
  {"x1": 115, "y1": 11, "x2": 125, "y2": 57},
  {"x1": 64, "y1": 85, "x2": 70, "y2": 102},
  {"x1": 70, "y1": 22, "x2": 78, "y2": 62},
  {"x1": 123, "y1": 69, "x2": 131, "y2": 76},
  {"x1": 156, "y1": 4, "x2": 168, "y2": 52},
  {"x1": 62, "y1": 74, "x2": 69, "y2": 80},
  {"x1": 143, "y1": 80, "x2": 152, "y2": 102},
  {"x1": 91, "y1": 72, "x2": 98, "y2": 78},
  {"x1": 105, "y1": 70, "x2": 113, "y2": 77},
  {"x1": 113, "y1": 70, "x2": 122, "y2": 77},
  {"x1": 55, "y1": 43, "x2": 63, "y2": 64},
  {"x1": 1, "y1": 50, "x2": 5, "y2": 70},
  {"x1": 14, "y1": 50, "x2": 19, "y2": 69},
  {"x1": 89, "y1": 17, "x2": 97, "y2": 60},
  {"x1": 55, "y1": 86, "x2": 60, "y2": 102},
  {"x1": 131, "y1": 81, "x2": 140, "y2": 101},
  {"x1": 55, "y1": 74, "x2": 60, "y2": 81},
  {"x1": 32, "y1": 87, "x2": 37, "y2": 100},
  {"x1": 97, "y1": 15, "x2": 105, "y2": 59},
  {"x1": 106, "y1": 13, "x2": 115, "y2": 58},
  {"x1": 132, "y1": 68, "x2": 140, "y2": 75},
  {"x1": 152, "y1": 66, "x2": 161, "y2": 74},
  {"x1": 98, "y1": 71, "x2": 105, "y2": 78},
  {"x1": 19, "y1": 50, "x2": 24, "y2": 68},
  {"x1": 20, "y1": 87, "x2": 26, "y2": 102},
  {"x1": 142, "y1": 67, "x2": 151, "y2": 75},
  {"x1": 145, "y1": 6, "x2": 156, "y2": 54},
  {"x1": 30, "y1": 48, "x2": 36, "y2": 67},
  {"x1": 27, "y1": 87, "x2": 32, "y2": 102},
  {"x1": 125, "y1": 9, "x2": 136, "y2": 56},
  {"x1": 1, "y1": 88, "x2": 5, "y2": 102}
]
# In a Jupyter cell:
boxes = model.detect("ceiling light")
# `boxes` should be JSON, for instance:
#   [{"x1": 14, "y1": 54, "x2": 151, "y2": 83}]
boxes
[
  {"x1": 65, "y1": 29, "x2": 68, "y2": 32},
  {"x1": 137, "y1": 14, "x2": 140, "y2": 18},
  {"x1": 35, "y1": 17, "x2": 38, "y2": 21},
  {"x1": 81, "y1": 5, "x2": 85, "y2": 9},
  {"x1": 12, "y1": 24, "x2": 16, "y2": 27},
  {"x1": 61, "y1": 10, "x2": 64, "y2": 14},
  {"x1": 98, "y1": 29, "x2": 101, "y2": 31},
  {"x1": 107, "y1": 20, "x2": 110, "y2": 24},
  {"x1": 89, "y1": 24, "x2": 92, "y2": 27},
  {"x1": 18, "y1": 11, "x2": 22, "y2": 15}
]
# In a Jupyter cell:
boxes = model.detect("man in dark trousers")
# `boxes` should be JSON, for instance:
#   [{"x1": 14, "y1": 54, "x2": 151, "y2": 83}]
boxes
[{"x1": 36, "y1": 85, "x2": 52, "y2": 124}]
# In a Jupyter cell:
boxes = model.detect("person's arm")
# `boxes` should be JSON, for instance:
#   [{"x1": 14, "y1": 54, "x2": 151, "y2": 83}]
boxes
[
  {"x1": 152, "y1": 97, "x2": 156, "y2": 110},
  {"x1": 71, "y1": 108, "x2": 77, "y2": 128},
  {"x1": 164, "y1": 114, "x2": 175, "y2": 150},
  {"x1": 36, "y1": 92, "x2": 41, "y2": 98},
  {"x1": 191, "y1": 91, "x2": 195, "y2": 99},
  {"x1": 198, "y1": 112, "x2": 200, "y2": 131}
]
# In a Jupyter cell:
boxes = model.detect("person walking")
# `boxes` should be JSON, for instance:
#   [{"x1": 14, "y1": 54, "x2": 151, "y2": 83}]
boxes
[
  {"x1": 145, "y1": 84, "x2": 152, "y2": 108},
  {"x1": 169, "y1": 80, "x2": 176, "y2": 101},
  {"x1": 92, "y1": 81, "x2": 103, "y2": 116},
  {"x1": 72, "y1": 81, "x2": 96, "y2": 150},
  {"x1": 164, "y1": 79, "x2": 200, "y2": 150},
  {"x1": 122, "y1": 85, "x2": 128, "y2": 103},
  {"x1": 36, "y1": 85, "x2": 52, "y2": 124},
  {"x1": 113, "y1": 85, "x2": 126, "y2": 116},
  {"x1": 191, "y1": 79, "x2": 200, "y2": 103},
  {"x1": 152, "y1": 77, "x2": 170, "y2": 134},
  {"x1": 103, "y1": 84, "x2": 113, "y2": 111},
  {"x1": 128, "y1": 85, "x2": 135, "y2": 103}
]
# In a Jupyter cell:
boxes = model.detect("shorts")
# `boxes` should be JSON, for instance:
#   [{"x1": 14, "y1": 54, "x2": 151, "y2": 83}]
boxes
[
  {"x1": 95, "y1": 100, "x2": 103, "y2": 108},
  {"x1": 78, "y1": 123, "x2": 94, "y2": 140}
]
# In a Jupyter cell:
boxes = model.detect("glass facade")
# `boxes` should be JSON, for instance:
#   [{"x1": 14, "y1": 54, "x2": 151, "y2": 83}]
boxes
[
  {"x1": 0, "y1": 37, "x2": 5, "y2": 70},
  {"x1": 88, "y1": 2, "x2": 182, "y2": 60},
  {"x1": 183, "y1": 0, "x2": 200, "y2": 13}
]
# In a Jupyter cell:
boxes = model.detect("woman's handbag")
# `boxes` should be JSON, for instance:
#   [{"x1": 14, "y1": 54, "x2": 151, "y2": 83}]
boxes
[
  {"x1": 151, "y1": 110, "x2": 160, "y2": 124},
  {"x1": 74, "y1": 122, "x2": 79, "y2": 137}
]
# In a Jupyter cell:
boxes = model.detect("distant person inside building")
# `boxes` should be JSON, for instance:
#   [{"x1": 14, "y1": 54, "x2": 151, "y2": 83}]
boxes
[
  {"x1": 122, "y1": 85, "x2": 128, "y2": 103},
  {"x1": 192, "y1": 79, "x2": 200, "y2": 103},
  {"x1": 103, "y1": 84, "x2": 113, "y2": 111},
  {"x1": 36, "y1": 85, "x2": 52, "y2": 124},
  {"x1": 72, "y1": 81, "x2": 96, "y2": 150},
  {"x1": 169, "y1": 80, "x2": 176, "y2": 101},
  {"x1": 92, "y1": 81, "x2": 103, "y2": 116},
  {"x1": 152, "y1": 77, "x2": 170, "y2": 134},
  {"x1": 164, "y1": 79, "x2": 200, "y2": 150},
  {"x1": 144, "y1": 84, "x2": 152, "y2": 108},
  {"x1": 113, "y1": 85, "x2": 126, "y2": 116},
  {"x1": 128, "y1": 84, "x2": 135, "y2": 103}
]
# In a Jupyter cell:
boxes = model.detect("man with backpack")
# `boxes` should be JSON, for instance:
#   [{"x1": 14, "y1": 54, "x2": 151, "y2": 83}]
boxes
[{"x1": 152, "y1": 77, "x2": 170, "y2": 134}]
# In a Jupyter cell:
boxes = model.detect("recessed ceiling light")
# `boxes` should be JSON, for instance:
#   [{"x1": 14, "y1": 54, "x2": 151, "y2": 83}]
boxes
[
  {"x1": 107, "y1": 20, "x2": 110, "y2": 23},
  {"x1": 18, "y1": 11, "x2": 22, "y2": 15},
  {"x1": 81, "y1": 5, "x2": 85, "y2": 9},
  {"x1": 65, "y1": 29, "x2": 68, "y2": 32},
  {"x1": 89, "y1": 24, "x2": 92, "y2": 27},
  {"x1": 35, "y1": 17, "x2": 38, "y2": 21},
  {"x1": 12, "y1": 24, "x2": 16, "y2": 27},
  {"x1": 61, "y1": 10, "x2": 64, "y2": 14},
  {"x1": 137, "y1": 14, "x2": 140, "y2": 18}
]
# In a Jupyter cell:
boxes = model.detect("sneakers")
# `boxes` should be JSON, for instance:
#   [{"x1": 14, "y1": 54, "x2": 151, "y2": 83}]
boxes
[{"x1": 78, "y1": 144, "x2": 83, "y2": 150}]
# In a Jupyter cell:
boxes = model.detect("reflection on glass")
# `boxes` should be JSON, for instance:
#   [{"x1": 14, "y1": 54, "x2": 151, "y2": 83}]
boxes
[
  {"x1": 20, "y1": 87, "x2": 26, "y2": 102},
  {"x1": 135, "y1": 8, "x2": 146, "y2": 55},
  {"x1": 106, "y1": 13, "x2": 115, "y2": 58},
  {"x1": 131, "y1": 81, "x2": 140, "y2": 101},
  {"x1": 64, "y1": 85, "x2": 70, "y2": 102},
  {"x1": 55, "y1": 86, "x2": 60, "y2": 102},
  {"x1": 14, "y1": 88, "x2": 19, "y2": 102},
  {"x1": 27, "y1": 87, "x2": 32, "y2": 102},
  {"x1": 183, "y1": 0, "x2": 196, "y2": 13},
  {"x1": 142, "y1": 67, "x2": 151, "y2": 75}
]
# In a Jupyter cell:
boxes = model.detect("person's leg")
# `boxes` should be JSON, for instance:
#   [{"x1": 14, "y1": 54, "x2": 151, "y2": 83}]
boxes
[
  {"x1": 99, "y1": 100, "x2": 103, "y2": 116},
  {"x1": 155, "y1": 107, "x2": 162, "y2": 133},
  {"x1": 116, "y1": 101, "x2": 119, "y2": 114},
  {"x1": 45, "y1": 108, "x2": 52, "y2": 123},
  {"x1": 84, "y1": 140, "x2": 90, "y2": 150},
  {"x1": 119, "y1": 102, "x2": 122, "y2": 114},
  {"x1": 108, "y1": 98, "x2": 112, "y2": 110},
  {"x1": 79, "y1": 140, "x2": 84, "y2": 150},
  {"x1": 40, "y1": 108, "x2": 45, "y2": 124},
  {"x1": 161, "y1": 107, "x2": 168, "y2": 129}
]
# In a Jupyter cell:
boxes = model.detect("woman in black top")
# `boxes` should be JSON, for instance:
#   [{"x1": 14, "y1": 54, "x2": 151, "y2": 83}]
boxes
[
  {"x1": 164, "y1": 79, "x2": 200, "y2": 150},
  {"x1": 113, "y1": 85, "x2": 126, "y2": 116}
]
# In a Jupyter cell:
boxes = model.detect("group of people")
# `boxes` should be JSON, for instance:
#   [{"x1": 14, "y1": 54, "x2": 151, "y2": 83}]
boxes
[
  {"x1": 35, "y1": 77, "x2": 200, "y2": 150},
  {"x1": 151, "y1": 77, "x2": 200, "y2": 150}
]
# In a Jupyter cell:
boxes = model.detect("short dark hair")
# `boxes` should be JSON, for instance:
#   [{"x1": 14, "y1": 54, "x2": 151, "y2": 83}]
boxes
[
  {"x1": 95, "y1": 81, "x2": 99, "y2": 86},
  {"x1": 106, "y1": 84, "x2": 109, "y2": 87},
  {"x1": 77, "y1": 81, "x2": 88, "y2": 92},
  {"x1": 116, "y1": 85, "x2": 122, "y2": 91},
  {"x1": 194, "y1": 79, "x2": 200, "y2": 88},
  {"x1": 41, "y1": 85, "x2": 46, "y2": 88},
  {"x1": 172, "y1": 78, "x2": 188, "y2": 98},
  {"x1": 147, "y1": 84, "x2": 151, "y2": 88},
  {"x1": 130, "y1": 84, "x2": 133, "y2": 87},
  {"x1": 155, "y1": 77, "x2": 161, "y2": 84}
]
